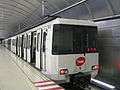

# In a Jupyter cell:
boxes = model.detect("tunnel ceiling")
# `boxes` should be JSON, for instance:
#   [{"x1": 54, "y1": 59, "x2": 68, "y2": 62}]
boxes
[{"x1": 0, "y1": 0, "x2": 120, "y2": 38}]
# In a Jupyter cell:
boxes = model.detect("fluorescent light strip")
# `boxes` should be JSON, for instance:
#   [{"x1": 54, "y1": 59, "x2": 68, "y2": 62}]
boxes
[{"x1": 91, "y1": 78, "x2": 115, "y2": 89}]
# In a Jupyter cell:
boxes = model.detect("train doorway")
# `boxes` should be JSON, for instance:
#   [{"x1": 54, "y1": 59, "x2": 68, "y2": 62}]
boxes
[{"x1": 31, "y1": 31, "x2": 36, "y2": 66}]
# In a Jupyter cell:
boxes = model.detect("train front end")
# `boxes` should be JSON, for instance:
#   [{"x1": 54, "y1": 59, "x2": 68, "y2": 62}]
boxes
[{"x1": 45, "y1": 19, "x2": 99, "y2": 86}]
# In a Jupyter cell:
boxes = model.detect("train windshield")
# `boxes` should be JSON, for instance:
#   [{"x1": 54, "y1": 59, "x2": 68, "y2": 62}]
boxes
[{"x1": 52, "y1": 24, "x2": 97, "y2": 55}]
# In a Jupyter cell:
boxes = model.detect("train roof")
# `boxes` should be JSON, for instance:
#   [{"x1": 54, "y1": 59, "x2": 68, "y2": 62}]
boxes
[{"x1": 52, "y1": 18, "x2": 97, "y2": 26}]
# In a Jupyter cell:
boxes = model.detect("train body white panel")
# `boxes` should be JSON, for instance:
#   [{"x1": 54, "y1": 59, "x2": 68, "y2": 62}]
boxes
[
  {"x1": 36, "y1": 51, "x2": 40, "y2": 68},
  {"x1": 23, "y1": 48, "x2": 26, "y2": 60},
  {"x1": 44, "y1": 54, "x2": 85, "y2": 80},
  {"x1": 27, "y1": 48, "x2": 31, "y2": 63},
  {"x1": 41, "y1": 53, "x2": 99, "y2": 81},
  {"x1": 85, "y1": 53, "x2": 99, "y2": 77}
]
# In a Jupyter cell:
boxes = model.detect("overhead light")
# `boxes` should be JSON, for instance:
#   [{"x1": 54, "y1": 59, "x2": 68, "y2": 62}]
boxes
[{"x1": 91, "y1": 78, "x2": 115, "y2": 89}]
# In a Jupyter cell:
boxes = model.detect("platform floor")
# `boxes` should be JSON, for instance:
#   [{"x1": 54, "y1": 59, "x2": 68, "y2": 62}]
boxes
[
  {"x1": 0, "y1": 45, "x2": 63, "y2": 90},
  {"x1": 0, "y1": 45, "x2": 37, "y2": 90}
]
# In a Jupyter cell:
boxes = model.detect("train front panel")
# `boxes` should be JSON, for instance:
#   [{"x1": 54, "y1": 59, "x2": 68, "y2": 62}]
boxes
[{"x1": 42, "y1": 23, "x2": 99, "y2": 83}]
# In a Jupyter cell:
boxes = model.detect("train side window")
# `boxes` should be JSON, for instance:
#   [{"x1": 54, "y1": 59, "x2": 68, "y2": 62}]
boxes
[
  {"x1": 12, "y1": 39, "x2": 16, "y2": 46},
  {"x1": 24, "y1": 37, "x2": 26, "y2": 48},
  {"x1": 37, "y1": 33, "x2": 40, "y2": 51},
  {"x1": 43, "y1": 32, "x2": 47, "y2": 52}
]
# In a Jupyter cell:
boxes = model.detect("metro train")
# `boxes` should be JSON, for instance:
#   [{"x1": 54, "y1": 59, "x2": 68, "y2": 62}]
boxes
[{"x1": 3, "y1": 17, "x2": 99, "y2": 86}]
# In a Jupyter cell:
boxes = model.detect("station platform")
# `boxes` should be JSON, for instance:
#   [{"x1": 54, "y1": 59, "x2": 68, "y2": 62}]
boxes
[{"x1": 0, "y1": 45, "x2": 64, "y2": 90}]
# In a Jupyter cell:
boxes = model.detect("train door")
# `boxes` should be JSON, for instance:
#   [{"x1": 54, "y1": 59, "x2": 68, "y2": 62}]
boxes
[
  {"x1": 41, "y1": 31, "x2": 47, "y2": 71},
  {"x1": 19, "y1": 36, "x2": 21, "y2": 57},
  {"x1": 19, "y1": 36, "x2": 22, "y2": 57},
  {"x1": 25, "y1": 34, "x2": 28, "y2": 60},
  {"x1": 30, "y1": 31, "x2": 36, "y2": 66},
  {"x1": 27, "y1": 33, "x2": 31, "y2": 63},
  {"x1": 36, "y1": 29, "x2": 47, "y2": 71},
  {"x1": 21, "y1": 35, "x2": 24, "y2": 58},
  {"x1": 18, "y1": 36, "x2": 20, "y2": 56},
  {"x1": 16, "y1": 37, "x2": 18, "y2": 55},
  {"x1": 23, "y1": 35, "x2": 27, "y2": 60},
  {"x1": 36, "y1": 29, "x2": 42, "y2": 70}
]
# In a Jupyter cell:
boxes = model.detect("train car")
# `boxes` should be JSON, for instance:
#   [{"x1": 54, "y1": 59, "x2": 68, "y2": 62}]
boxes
[
  {"x1": 4, "y1": 17, "x2": 99, "y2": 87},
  {"x1": 28, "y1": 18, "x2": 99, "y2": 85}
]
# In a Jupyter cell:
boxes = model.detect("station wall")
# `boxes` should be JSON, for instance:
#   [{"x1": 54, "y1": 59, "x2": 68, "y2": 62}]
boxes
[{"x1": 96, "y1": 19, "x2": 120, "y2": 81}]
